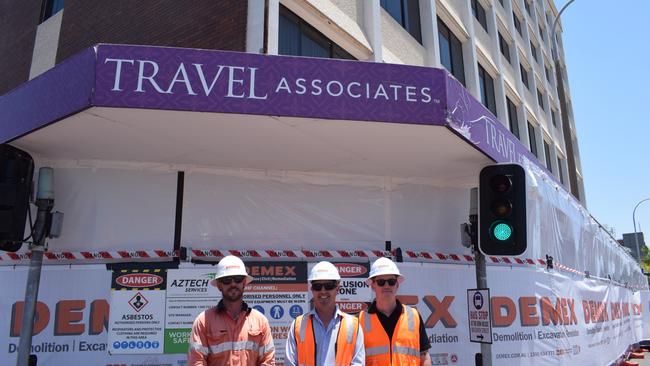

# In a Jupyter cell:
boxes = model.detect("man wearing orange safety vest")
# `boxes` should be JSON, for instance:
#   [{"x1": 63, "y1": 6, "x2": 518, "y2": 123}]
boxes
[
  {"x1": 188, "y1": 255, "x2": 275, "y2": 366},
  {"x1": 359, "y1": 257, "x2": 431, "y2": 366},
  {"x1": 285, "y1": 261, "x2": 365, "y2": 366}
]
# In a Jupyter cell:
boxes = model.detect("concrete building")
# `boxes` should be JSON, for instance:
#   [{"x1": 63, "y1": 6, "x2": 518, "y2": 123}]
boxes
[
  {"x1": 3, "y1": 3, "x2": 647, "y2": 366},
  {"x1": 622, "y1": 232, "x2": 646, "y2": 262},
  {"x1": 0, "y1": 0, "x2": 584, "y2": 202}
]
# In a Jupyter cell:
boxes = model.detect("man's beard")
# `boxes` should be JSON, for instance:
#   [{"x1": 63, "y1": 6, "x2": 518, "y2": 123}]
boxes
[{"x1": 222, "y1": 286, "x2": 243, "y2": 302}]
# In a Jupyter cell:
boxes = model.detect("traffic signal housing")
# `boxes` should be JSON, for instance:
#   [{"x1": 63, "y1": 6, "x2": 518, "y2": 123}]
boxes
[
  {"x1": 0, "y1": 145, "x2": 34, "y2": 252},
  {"x1": 478, "y1": 164, "x2": 527, "y2": 256}
]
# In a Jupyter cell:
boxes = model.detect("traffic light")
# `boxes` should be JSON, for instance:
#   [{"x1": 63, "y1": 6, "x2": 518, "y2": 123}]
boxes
[
  {"x1": 478, "y1": 164, "x2": 527, "y2": 256},
  {"x1": 0, "y1": 145, "x2": 34, "y2": 252}
]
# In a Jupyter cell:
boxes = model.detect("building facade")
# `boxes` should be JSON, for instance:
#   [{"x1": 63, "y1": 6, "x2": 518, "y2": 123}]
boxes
[
  {"x1": 3, "y1": 3, "x2": 648, "y2": 366},
  {"x1": 0, "y1": 0, "x2": 585, "y2": 202}
]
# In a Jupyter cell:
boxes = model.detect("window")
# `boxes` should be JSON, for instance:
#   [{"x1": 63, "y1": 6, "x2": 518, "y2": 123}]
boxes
[
  {"x1": 513, "y1": 12, "x2": 522, "y2": 36},
  {"x1": 551, "y1": 109, "x2": 558, "y2": 127},
  {"x1": 498, "y1": 0, "x2": 504, "y2": 6},
  {"x1": 527, "y1": 122, "x2": 538, "y2": 157},
  {"x1": 544, "y1": 141, "x2": 552, "y2": 172},
  {"x1": 438, "y1": 18, "x2": 466, "y2": 85},
  {"x1": 524, "y1": 1, "x2": 532, "y2": 17},
  {"x1": 478, "y1": 64, "x2": 496, "y2": 115},
  {"x1": 498, "y1": 32, "x2": 511, "y2": 63},
  {"x1": 520, "y1": 64, "x2": 530, "y2": 89},
  {"x1": 530, "y1": 41, "x2": 538, "y2": 62},
  {"x1": 40, "y1": 0, "x2": 64, "y2": 22},
  {"x1": 279, "y1": 6, "x2": 354, "y2": 59},
  {"x1": 545, "y1": 65, "x2": 552, "y2": 83},
  {"x1": 471, "y1": 0, "x2": 488, "y2": 32},
  {"x1": 557, "y1": 157, "x2": 565, "y2": 184},
  {"x1": 381, "y1": 0, "x2": 422, "y2": 43},
  {"x1": 539, "y1": 25, "x2": 545, "y2": 42},
  {"x1": 537, "y1": 89, "x2": 545, "y2": 111},
  {"x1": 507, "y1": 97, "x2": 520, "y2": 139}
]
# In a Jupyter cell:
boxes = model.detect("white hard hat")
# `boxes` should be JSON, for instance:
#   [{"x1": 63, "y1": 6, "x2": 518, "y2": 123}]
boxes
[
  {"x1": 210, "y1": 255, "x2": 254, "y2": 286},
  {"x1": 308, "y1": 261, "x2": 341, "y2": 282},
  {"x1": 366, "y1": 257, "x2": 405, "y2": 285}
]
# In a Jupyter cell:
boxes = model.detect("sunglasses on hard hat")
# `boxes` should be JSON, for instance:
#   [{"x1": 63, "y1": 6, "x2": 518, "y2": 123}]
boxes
[
  {"x1": 374, "y1": 278, "x2": 397, "y2": 287},
  {"x1": 219, "y1": 276, "x2": 246, "y2": 285},
  {"x1": 311, "y1": 281, "x2": 337, "y2": 291}
]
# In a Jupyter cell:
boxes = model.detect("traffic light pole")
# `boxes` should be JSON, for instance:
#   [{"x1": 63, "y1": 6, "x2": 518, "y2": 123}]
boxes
[
  {"x1": 17, "y1": 168, "x2": 55, "y2": 366},
  {"x1": 468, "y1": 189, "x2": 492, "y2": 366},
  {"x1": 473, "y1": 246, "x2": 492, "y2": 366},
  {"x1": 16, "y1": 200, "x2": 51, "y2": 366}
]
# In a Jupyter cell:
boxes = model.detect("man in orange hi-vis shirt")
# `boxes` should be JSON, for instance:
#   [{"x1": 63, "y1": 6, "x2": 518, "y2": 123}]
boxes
[{"x1": 188, "y1": 255, "x2": 275, "y2": 366}]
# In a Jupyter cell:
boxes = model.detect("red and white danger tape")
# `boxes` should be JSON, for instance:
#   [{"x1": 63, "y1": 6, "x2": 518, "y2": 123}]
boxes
[
  {"x1": 188, "y1": 248, "x2": 548, "y2": 268},
  {"x1": 1, "y1": 248, "x2": 639, "y2": 289},
  {"x1": 0, "y1": 247, "x2": 584, "y2": 277},
  {"x1": 555, "y1": 263, "x2": 584, "y2": 276},
  {"x1": 189, "y1": 249, "x2": 391, "y2": 260},
  {"x1": 0, "y1": 250, "x2": 178, "y2": 265}
]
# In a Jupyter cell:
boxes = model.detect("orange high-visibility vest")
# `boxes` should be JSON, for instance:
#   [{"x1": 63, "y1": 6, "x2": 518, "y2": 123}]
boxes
[
  {"x1": 294, "y1": 313, "x2": 359, "y2": 366},
  {"x1": 359, "y1": 305, "x2": 420, "y2": 366}
]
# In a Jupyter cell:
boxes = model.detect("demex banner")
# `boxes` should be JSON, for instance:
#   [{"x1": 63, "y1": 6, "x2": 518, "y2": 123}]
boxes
[{"x1": 0, "y1": 262, "x2": 643, "y2": 366}]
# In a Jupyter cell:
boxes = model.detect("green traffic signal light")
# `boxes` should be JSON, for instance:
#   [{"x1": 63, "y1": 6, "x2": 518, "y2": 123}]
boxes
[
  {"x1": 479, "y1": 164, "x2": 527, "y2": 256},
  {"x1": 491, "y1": 221, "x2": 513, "y2": 241}
]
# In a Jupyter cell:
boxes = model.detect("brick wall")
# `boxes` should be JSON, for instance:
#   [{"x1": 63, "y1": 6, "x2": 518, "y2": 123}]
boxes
[
  {"x1": 57, "y1": 1, "x2": 248, "y2": 63},
  {"x1": 0, "y1": 0, "x2": 42, "y2": 95}
]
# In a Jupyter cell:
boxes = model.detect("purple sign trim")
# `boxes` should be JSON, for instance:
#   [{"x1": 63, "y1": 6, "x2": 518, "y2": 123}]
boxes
[
  {"x1": 444, "y1": 75, "x2": 556, "y2": 181},
  {"x1": 92, "y1": 44, "x2": 447, "y2": 125},
  {"x1": 0, "y1": 47, "x2": 96, "y2": 144}
]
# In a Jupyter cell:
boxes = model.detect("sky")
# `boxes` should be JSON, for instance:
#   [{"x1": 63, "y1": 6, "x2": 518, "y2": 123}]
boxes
[{"x1": 560, "y1": 0, "x2": 650, "y2": 240}]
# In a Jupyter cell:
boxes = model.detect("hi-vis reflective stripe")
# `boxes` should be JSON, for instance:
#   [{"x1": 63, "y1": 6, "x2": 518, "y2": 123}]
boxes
[
  {"x1": 365, "y1": 345, "x2": 390, "y2": 356},
  {"x1": 406, "y1": 306, "x2": 414, "y2": 331},
  {"x1": 363, "y1": 310, "x2": 371, "y2": 332},
  {"x1": 392, "y1": 345, "x2": 419, "y2": 357},
  {"x1": 343, "y1": 316, "x2": 355, "y2": 344},
  {"x1": 209, "y1": 340, "x2": 259, "y2": 354},
  {"x1": 258, "y1": 340, "x2": 275, "y2": 355},
  {"x1": 298, "y1": 314, "x2": 309, "y2": 342},
  {"x1": 190, "y1": 342, "x2": 210, "y2": 355}
]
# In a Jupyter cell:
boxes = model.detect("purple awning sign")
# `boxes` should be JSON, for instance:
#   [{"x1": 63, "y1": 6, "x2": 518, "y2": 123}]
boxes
[
  {"x1": 445, "y1": 75, "x2": 551, "y2": 178},
  {"x1": 1, "y1": 44, "x2": 552, "y2": 178},
  {"x1": 0, "y1": 48, "x2": 96, "y2": 143},
  {"x1": 93, "y1": 45, "x2": 447, "y2": 126}
]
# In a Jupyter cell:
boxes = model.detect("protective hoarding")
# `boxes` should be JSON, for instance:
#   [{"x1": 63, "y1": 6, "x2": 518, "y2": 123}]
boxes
[
  {"x1": 2, "y1": 262, "x2": 644, "y2": 366},
  {"x1": 1, "y1": 265, "x2": 186, "y2": 366}
]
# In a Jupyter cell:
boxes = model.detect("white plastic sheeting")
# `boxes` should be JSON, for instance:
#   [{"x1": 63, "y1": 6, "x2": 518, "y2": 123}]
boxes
[
  {"x1": 35, "y1": 158, "x2": 645, "y2": 291},
  {"x1": 522, "y1": 157, "x2": 646, "y2": 290},
  {"x1": 41, "y1": 161, "x2": 177, "y2": 252},
  {"x1": 182, "y1": 168, "x2": 469, "y2": 252}
]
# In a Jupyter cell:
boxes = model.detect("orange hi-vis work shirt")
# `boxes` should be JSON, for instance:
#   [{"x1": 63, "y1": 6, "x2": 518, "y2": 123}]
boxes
[
  {"x1": 359, "y1": 304, "x2": 420, "y2": 366},
  {"x1": 188, "y1": 301, "x2": 275, "y2": 366}
]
